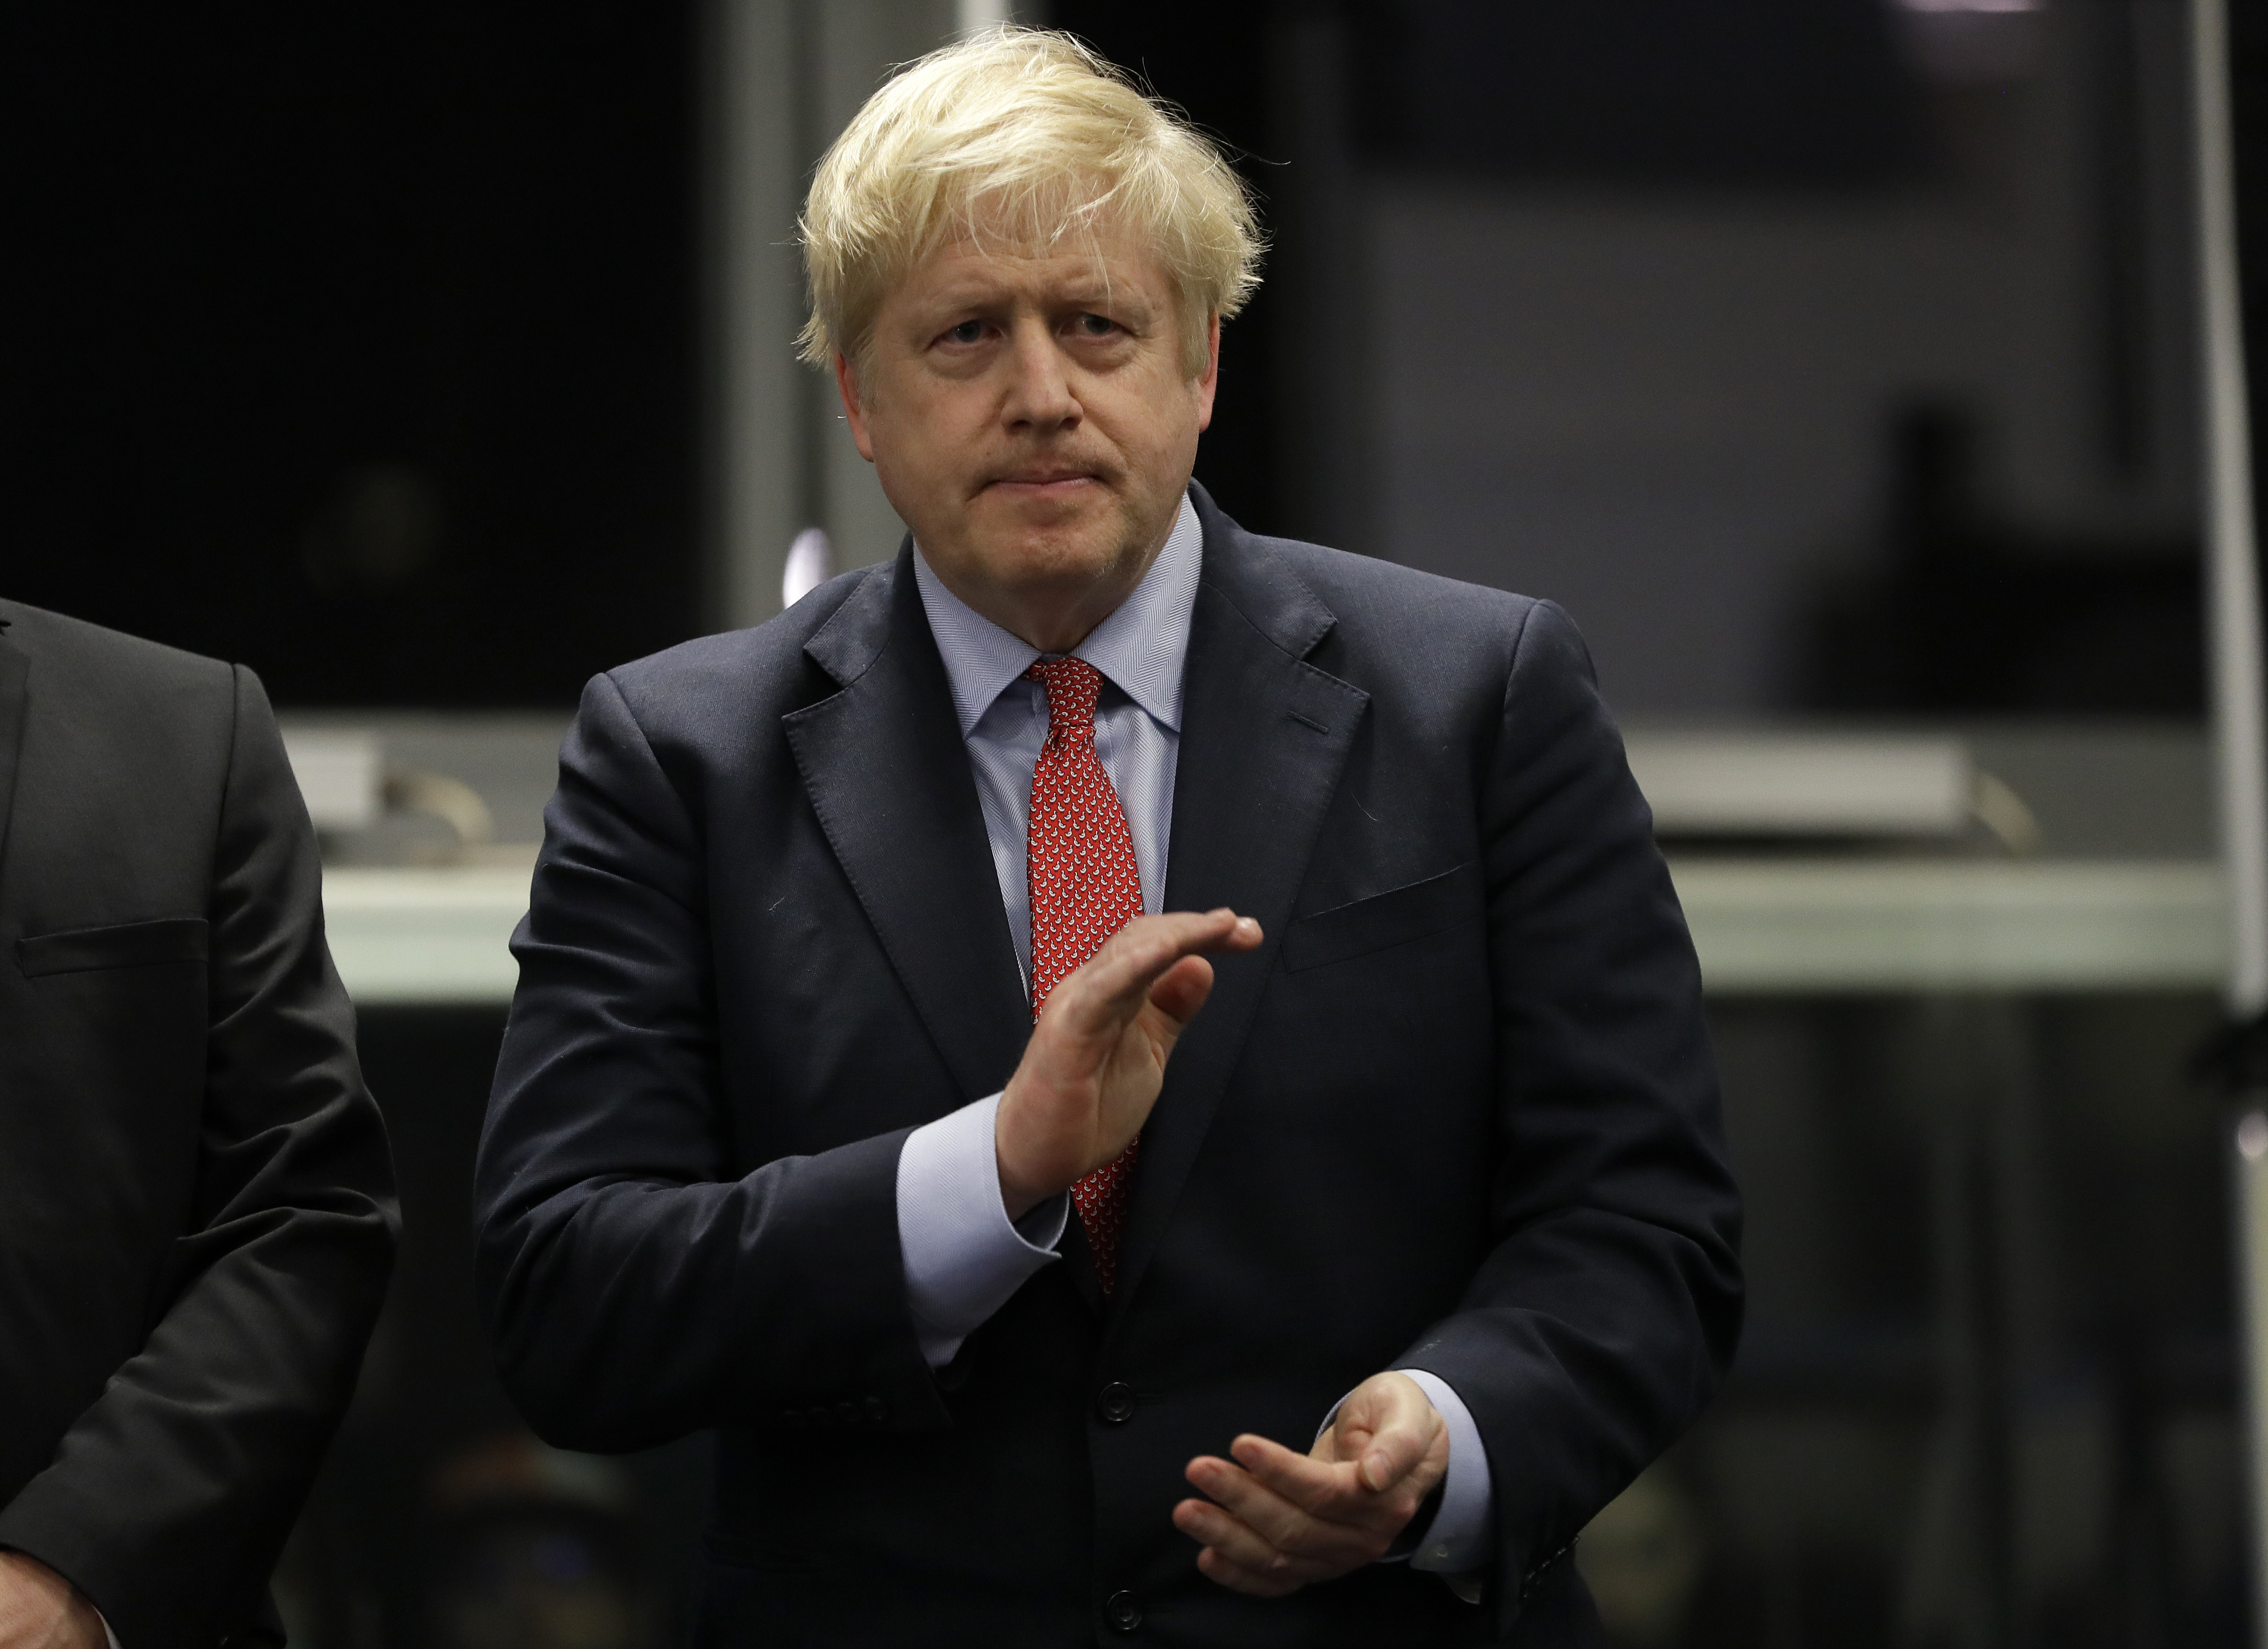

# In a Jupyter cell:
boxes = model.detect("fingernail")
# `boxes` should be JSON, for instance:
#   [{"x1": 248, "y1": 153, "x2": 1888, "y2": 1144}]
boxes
[{"x1": 1365, "y1": 1450, "x2": 1391, "y2": 1487}]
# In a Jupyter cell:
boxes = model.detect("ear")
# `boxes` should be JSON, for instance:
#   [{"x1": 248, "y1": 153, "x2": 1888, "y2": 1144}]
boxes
[
  {"x1": 1193, "y1": 313, "x2": 1221, "y2": 434},
  {"x1": 834, "y1": 351, "x2": 878, "y2": 463}
]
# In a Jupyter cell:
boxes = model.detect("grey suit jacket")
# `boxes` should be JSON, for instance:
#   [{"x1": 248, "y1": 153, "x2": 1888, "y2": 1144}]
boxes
[{"x1": 0, "y1": 601, "x2": 397, "y2": 1649}]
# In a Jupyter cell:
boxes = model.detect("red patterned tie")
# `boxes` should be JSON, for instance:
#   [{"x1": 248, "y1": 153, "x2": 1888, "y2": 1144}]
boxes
[{"x1": 1025, "y1": 657, "x2": 1144, "y2": 1295}]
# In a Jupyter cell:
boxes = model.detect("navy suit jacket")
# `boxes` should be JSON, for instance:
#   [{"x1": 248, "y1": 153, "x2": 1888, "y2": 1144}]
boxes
[{"x1": 474, "y1": 489, "x2": 1742, "y2": 1647}]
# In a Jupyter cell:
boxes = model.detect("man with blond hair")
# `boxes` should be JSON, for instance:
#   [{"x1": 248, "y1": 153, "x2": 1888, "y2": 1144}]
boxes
[{"x1": 476, "y1": 28, "x2": 1740, "y2": 1647}]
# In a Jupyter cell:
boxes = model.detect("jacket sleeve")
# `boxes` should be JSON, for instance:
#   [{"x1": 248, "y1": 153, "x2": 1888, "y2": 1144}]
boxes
[
  {"x1": 1388, "y1": 600, "x2": 1744, "y2": 1636},
  {"x1": 0, "y1": 667, "x2": 399, "y2": 1649},
  {"x1": 473, "y1": 671, "x2": 944, "y2": 1455}
]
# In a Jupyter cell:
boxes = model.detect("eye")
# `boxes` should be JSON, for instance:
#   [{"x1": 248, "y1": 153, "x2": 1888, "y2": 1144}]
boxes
[
  {"x1": 942, "y1": 320, "x2": 986, "y2": 346},
  {"x1": 1072, "y1": 313, "x2": 1118, "y2": 338}
]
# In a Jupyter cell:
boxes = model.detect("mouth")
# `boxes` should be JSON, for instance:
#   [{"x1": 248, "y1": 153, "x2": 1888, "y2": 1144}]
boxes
[{"x1": 985, "y1": 468, "x2": 1102, "y2": 497}]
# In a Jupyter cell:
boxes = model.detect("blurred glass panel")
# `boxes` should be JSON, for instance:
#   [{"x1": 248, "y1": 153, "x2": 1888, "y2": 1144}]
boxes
[{"x1": 1577, "y1": 991, "x2": 2242, "y2": 1648}]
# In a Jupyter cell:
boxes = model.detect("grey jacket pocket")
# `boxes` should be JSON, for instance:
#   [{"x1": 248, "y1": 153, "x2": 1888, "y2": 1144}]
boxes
[
  {"x1": 17, "y1": 917, "x2": 210, "y2": 978},
  {"x1": 1282, "y1": 861, "x2": 1479, "y2": 973}
]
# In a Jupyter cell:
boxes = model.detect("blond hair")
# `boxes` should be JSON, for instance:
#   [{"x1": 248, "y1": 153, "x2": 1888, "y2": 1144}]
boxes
[{"x1": 796, "y1": 27, "x2": 1264, "y2": 378}]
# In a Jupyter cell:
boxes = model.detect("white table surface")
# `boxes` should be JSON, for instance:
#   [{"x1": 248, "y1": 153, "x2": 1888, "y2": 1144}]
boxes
[
  {"x1": 320, "y1": 857, "x2": 2230, "y2": 1006},
  {"x1": 1668, "y1": 858, "x2": 2222, "y2": 994}
]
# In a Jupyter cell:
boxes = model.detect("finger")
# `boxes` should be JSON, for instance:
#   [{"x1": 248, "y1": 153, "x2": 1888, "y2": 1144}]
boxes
[
  {"x1": 1187, "y1": 1452, "x2": 1378, "y2": 1568},
  {"x1": 1195, "y1": 1544, "x2": 1305, "y2": 1599},
  {"x1": 1144, "y1": 953, "x2": 1214, "y2": 1027},
  {"x1": 1180, "y1": 907, "x2": 1264, "y2": 952},
  {"x1": 1037, "y1": 917, "x2": 1249, "y2": 1059},
  {"x1": 1171, "y1": 1497, "x2": 1307, "y2": 1579},
  {"x1": 1038, "y1": 942, "x2": 1196, "y2": 1047},
  {"x1": 1227, "y1": 1433, "x2": 1368, "y2": 1520},
  {"x1": 1229, "y1": 1432, "x2": 1435, "y2": 1551},
  {"x1": 1185, "y1": 1453, "x2": 1316, "y2": 1549},
  {"x1": 1211, "y1": 908, "x2": 1265, "y2": 950},
  {"x1": 1075, "y1": 911, "x2": 1259, "y2": 1015}
]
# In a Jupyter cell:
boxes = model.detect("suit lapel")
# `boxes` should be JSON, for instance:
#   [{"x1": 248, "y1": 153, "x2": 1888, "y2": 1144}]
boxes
[
  {"x1": 0, "y1": 622, "x2": 28, "y2": 898},
  {"x1": 784, "y1": 552, "x2": 1032, "y2": 1106},
  {"x1": 1110, "y1": 494, "x2": 1370, "y2": 1320}
]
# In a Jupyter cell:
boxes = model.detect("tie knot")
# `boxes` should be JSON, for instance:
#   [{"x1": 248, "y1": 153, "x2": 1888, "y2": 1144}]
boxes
[{"x1": 1027, "y1": 656, "x2": 1104, "y2": 739}]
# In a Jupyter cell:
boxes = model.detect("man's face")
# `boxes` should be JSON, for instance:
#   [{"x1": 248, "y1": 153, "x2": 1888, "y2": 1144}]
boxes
[{"x1": 836, "y1": 216, "x2": 1218, "y2": 652}]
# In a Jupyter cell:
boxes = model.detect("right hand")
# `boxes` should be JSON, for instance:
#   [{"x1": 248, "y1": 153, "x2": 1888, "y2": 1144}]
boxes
[
  {"x1": 995, "y1": 908, "x2": 1262, "y2": 1218},
  {"x1": 0, "y1": 1551, "x2": 105, "y2": 1649}
]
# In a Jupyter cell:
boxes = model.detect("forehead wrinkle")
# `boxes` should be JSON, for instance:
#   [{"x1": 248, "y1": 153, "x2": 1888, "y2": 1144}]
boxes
[{"x1": 905, "y1": 238, "x2": 1160, "y2": 322}]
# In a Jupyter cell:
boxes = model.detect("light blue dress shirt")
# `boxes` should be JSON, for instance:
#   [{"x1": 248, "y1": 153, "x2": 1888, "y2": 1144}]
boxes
[{"x1": 891, "y1": 492, "x2": 1493, "y2": 1580}]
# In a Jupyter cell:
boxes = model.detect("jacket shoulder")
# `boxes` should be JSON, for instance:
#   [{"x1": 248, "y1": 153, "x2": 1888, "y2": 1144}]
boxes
[
  {"x1": 0, "y1": 600, "x2": 243, "y2": 766},
  {"x1": 0, "y1": 599, "x2": 238, "y2": 695},
  {"x1": 1232, "y1": 535, "x2": 1557, "y2": 679},
  {"x1": 596, "y1": 565, "x2": 878, "y2": 731}
]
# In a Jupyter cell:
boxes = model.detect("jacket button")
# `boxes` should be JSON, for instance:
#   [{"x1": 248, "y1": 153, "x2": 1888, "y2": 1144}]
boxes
[
  {"x1": 1103, "y1": 1590, "x2": 1143, "y2": 1633},
  {"x1": 1095, "y1": 1382, "x2": 1138, "y2": 1424},
  {"x1": 865, "y1": 1395, "x2": 888, "y2": 1425},
  {"x1": 837, "y1": 1400, "x2": 859, "y2": 1429}
]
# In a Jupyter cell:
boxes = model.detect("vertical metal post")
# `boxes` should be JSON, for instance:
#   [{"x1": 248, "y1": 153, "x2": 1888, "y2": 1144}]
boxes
[
  {"x1": 2195, "y1": 5, "x2": 2267, "y2": 1006},
  {"x1": 804, "y1": 0, "x2": 962, "y2": 573},
  {"x1": 2192, "y1": 0, "x2": 2268, "y2": 1639},
  {"x1": 705, "y1": 0, "x2": 808, "y2": 631},
  {"x1": 707, "y1": 0, "x2": 963, "y2": 618}
]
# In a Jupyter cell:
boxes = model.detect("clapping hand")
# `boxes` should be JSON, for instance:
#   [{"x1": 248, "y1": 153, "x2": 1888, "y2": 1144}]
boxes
[
  {"x1": 994, "y1": 908, "x2": 1261, "y2": 1219},
  {"x1": 1174, "y1": 1371, "x2": 1451, "y2": 1597}
]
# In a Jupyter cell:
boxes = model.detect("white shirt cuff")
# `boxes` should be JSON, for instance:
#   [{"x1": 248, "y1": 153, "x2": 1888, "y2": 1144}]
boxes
[
  {"x1": 103, "y1": 1615, "x2": 121, "y2": 1649},
  {"x1": 1396, "y1": 1368, "x2": 1495, "y2": 1579},
  {"x1": 896, "y1": 1093, "x2": 1066, "y2": 1366}
]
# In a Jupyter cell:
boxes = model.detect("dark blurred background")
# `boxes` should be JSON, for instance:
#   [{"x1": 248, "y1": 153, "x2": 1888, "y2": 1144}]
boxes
[
  {"x1": 10, "y1": 0, "x2": 2248, "y2": 717},
  {"x1": 5, "y1": 7, "x2": 704, "y2": 704},
  {"x1": 8, "y1": 2, "x2": 2267, "y2": 1646}
]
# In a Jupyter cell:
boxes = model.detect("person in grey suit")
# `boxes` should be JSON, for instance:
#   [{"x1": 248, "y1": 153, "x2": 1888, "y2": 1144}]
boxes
[
  {"x1": 0, "y1": 602, "x2": 397, "y2": 1649},
  {"x1": 476, "y1": 27, "x2": 1740, "y2": 1646}
]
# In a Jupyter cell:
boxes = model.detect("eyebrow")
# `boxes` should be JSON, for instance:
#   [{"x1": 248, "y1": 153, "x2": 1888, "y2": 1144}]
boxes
[{"x1": 916, "y1": 270, "x2": 1153, "y2": 317}]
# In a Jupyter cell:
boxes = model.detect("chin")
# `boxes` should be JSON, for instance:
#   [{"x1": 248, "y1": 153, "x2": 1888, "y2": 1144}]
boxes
[
  {"x1": 1001, "y1": 532, "x2": 1128, "y2": 587},
  {"x1": 975, "y1": 502, "x2": 1129, "y2": 573}
]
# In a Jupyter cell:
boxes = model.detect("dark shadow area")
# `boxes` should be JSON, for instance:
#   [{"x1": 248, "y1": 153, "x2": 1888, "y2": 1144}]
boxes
[
  {"x1": 283, "y1": 1007, "x2": 709, "y2": 1648},
  {"x1": 1588, "y1": 993, "x2": 2245, "y2": 1649},
  {"x1": 0, "y1": 7, "x2": 702, "y2": 706},
  {"x1": 1349, "y1": 0, "x2": 1933, "y2": 188},
  {"x1": 1799, "y1": 405, "x2": 2203, "y2": 716}
]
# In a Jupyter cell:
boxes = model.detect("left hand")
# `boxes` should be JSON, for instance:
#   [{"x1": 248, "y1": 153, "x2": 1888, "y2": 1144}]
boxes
[{"x1": 1173, "y1": 1371, "x2": 1451, "y2": 1598}]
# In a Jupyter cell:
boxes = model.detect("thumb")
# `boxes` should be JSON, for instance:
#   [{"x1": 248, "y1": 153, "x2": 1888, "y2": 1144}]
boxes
[
  {"x1": 1338, "y1": 1381, "x2": 1438, "y2": 1493},
  {"x1": 1145, "y1": 954, "x2": 1216, "y2": 1030},
  {"x1": 1359, "y1": 1423, "x2": 1432, "y2": 1493}
]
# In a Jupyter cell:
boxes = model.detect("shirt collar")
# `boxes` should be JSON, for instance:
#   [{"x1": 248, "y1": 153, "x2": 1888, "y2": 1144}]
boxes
[{"x1": 912, "y1": 490, "x2": 1201, "y2": 738}]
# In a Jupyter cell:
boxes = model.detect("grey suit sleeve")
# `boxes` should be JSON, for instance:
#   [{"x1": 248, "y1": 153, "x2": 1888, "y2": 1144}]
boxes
[
  {"x1": 476, "y1": 671, "x2": 950, "y2": 1452},
  {"x1": 0, "y1": 667, "x2": 398, "y2": 1649},
  {"x1": 1390, "y1": 601, "x2": 1744, "y2": 1634}
]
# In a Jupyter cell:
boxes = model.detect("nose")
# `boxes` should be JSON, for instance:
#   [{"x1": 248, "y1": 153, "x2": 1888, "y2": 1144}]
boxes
[{"x1": 1001, "y1": 316, "x2": 1080, "y2": 434}]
